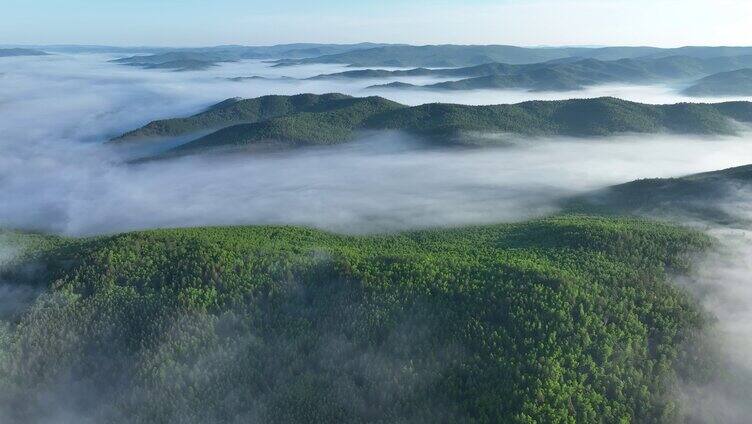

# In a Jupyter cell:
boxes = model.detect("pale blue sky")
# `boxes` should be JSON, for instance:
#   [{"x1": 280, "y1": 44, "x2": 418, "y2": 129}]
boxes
[{"x1": 2, "y1": 0, "x2": 750, "y2": 47}]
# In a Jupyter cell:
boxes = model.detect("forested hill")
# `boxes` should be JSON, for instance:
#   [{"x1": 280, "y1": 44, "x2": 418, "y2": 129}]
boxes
[
  {"x1": 316, "y1": 55, "x2": 752, "y2": 92},
  {"x1": 112, "y1": 93, "x2": 393, "y2": 141},
  {"x1": 116, "y1": 94, "x2": 752, "y2": 158},
  {"x1": 366, "y1": 98, "x2": 752, "y2": 137},
  {"x1": 564, "y1": 163, "x2": 752, "y2": 224},
  {"x1": 684, "y1": 68, "x2": 752, "y2": 97},
  {"x1": 0, "y1": 216, "x2": 716, "y2": 422}
]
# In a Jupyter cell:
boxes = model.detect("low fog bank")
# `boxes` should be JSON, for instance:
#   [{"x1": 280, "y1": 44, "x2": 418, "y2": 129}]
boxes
[
  {"x1": 3, "y1": 55, "x2": 752, "y2": 236},
  {"x1": 628, "y1": 184, "x2": 752, "y2": 422},
  {"x1": 5, "y1": 130, "x2": 752, "y2": 236},
  {"x1": 367, "y1": 83, "x2": 752, "y2": 107},
  {"x1": 671, "y1": 226, "x2": 752, "y2": 423}
]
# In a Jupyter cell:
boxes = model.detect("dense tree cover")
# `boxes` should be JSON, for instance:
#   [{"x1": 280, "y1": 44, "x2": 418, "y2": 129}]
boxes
[
  {"x1": 0, "y1": 216, "x2": 718, "y2": 423},
  {"x1": 563, "y1": 164, "x2": 752, "y2": 225},
  {"x1": 684, "y1": 68, "x2": 752, "y2": 97},
  {"x1": 127, "y1": 94, "x2": 752, "y2": 158},
  {"x1": 319, "y1": 55, "x2": 752, "y2": 92},
  {"x1": 170, "y1": 96, "x2": 404, "y2": 153},
  {"x1": 367, "y1": 97, "x2": 715, "y2": 136},
  {"x1": 113, "y1": 93, "x2": 382, "y2": 141}
]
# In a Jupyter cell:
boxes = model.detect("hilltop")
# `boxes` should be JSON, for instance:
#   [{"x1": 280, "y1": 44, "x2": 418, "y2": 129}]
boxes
[
  {"x1": 684, "y1": 68, "x2": 752, "y2": 97},
  {"x1": 0, "y1": 216, "x2": 715, "y2": 423},
  {"x1": 564, "y1": 163, "x2": 752, "y2": 224},
  {"x1": 113, "y1": 93, "x2": 366, "y2": 141},
  {"x1": 112, "y1": 94, "x2": 752, "y2": 159},
  {"x1": 165, "y1": 95, "x2": 404, "y2": 154}
]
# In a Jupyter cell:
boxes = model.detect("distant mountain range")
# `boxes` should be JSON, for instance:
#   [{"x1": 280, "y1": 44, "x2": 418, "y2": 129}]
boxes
[
  {"x1": 304, "y1": 55, "x2": 752, "y2": 92},
  {"x1": 109, "y1": 44, "x2": 752, "y2": 72},
  {"x1": 112, "y1": 93, "x2": 752, "y2": 160},
  {"x1": 273, "y1": 45, "x2": 752, "y2": 68},
  {"x1": 0, "y1": 44, "x2": 169, "y2": 54},
  {"x1": 112, "y1": 43, "x2": 391, "y2": 70},
  {"x1": 0, "y1": 48, "x2": 49, "y2": 57}
]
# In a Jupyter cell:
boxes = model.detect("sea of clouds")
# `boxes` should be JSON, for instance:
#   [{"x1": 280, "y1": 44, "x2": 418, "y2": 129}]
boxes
[
  {"x1": 2, "y1": 52, "x2": 752, "y2": 422},
  {"x1": 2, "y1": 53, "x2": 752, "y2": 236}
]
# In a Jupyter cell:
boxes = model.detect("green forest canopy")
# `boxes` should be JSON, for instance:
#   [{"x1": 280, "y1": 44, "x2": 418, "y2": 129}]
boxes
[{"x1": 0, "y1": 216, "x2": 720, "y2": 423}]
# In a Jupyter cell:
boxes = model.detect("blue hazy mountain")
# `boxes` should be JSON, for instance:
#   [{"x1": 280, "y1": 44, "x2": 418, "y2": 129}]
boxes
[{"x1": 313, "y1": 55, "x2": 752, "y2": 92}]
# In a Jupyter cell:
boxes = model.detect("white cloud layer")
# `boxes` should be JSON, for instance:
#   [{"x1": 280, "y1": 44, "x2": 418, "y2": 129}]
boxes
[{"x1": 2, "y1": 54, "x2": 752, "y2": 236}]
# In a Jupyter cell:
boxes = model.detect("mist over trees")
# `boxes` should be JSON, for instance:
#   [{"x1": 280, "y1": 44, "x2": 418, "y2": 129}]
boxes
[
  {"x1": 2, "y1": 38, "x2": 752, "y2": 424},
  {"x1": 0, "y1": 217, "x2": 717, "y2": 423}
]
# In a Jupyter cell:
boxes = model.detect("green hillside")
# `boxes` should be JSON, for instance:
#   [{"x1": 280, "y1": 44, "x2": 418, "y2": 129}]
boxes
[
  {"x1": 172, "y1": 96, "x2": 403, "y2": 152},
  {"x1": 564, "y1": 164, "x2": 752, "y2": 224},
  {"x1": 0, "y1": 216, "x2": 717, "y2": 423},
  {"x1": 684, "y1": 68, "x2": 752, "y2": 97},
  {"x1": 151, "y1": 96, "x2": 752, "y2": 157},
  {"x1": 113, "y1": 93, "x2": 369, "y2": 141}
]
